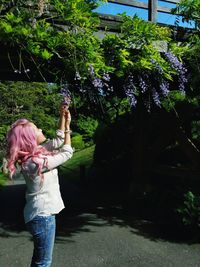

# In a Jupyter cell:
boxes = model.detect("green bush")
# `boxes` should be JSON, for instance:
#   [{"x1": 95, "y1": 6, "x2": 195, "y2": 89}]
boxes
[
  {"x1": 73, "y1": 115, "x2": 98, "y2": 143},
  {"x1": 71, "y1": 133, "x2": 85, "y2": 150},
  {"x1": 191, "y1": 120, "x2": 200, "y2": 141},
  {"x1": 177, "y1": 191, "x2": 200, "y2": 227},
  {"x1": 0, "y1": 172, "x2": 7, "y2": 187},
  {"x1": 0, "y1": 125, "x2": 8, "y2": 141}
]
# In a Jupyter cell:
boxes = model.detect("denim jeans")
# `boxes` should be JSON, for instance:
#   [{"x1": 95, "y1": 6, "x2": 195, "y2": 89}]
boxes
[{"x1": 26, "y1": 215, "x2": 56, "y2": 267}]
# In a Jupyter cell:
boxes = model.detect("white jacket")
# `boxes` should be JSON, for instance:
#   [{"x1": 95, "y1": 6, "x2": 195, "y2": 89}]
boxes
[{"x1": 21, "y1": 130, "x2": 73, "y2": 223}]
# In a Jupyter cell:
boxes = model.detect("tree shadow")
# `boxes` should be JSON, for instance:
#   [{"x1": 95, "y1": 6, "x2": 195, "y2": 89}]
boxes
[
  {"x1": 0, "y1": 176, "x2": 197, "y2": 245},
  {"x1": 0, "y1": 183, "x2": 26, "y2": 232}
]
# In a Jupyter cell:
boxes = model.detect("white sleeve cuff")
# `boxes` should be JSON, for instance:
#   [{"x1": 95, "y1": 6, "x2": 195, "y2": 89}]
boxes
[{"x1": 56, "y1": 129, "x2": 65, "y2": 138}]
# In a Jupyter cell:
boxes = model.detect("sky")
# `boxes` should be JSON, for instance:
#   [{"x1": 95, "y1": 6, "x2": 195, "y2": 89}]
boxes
[{"x1": 94, "y1": 0, "x2": 194, "y2": 29}]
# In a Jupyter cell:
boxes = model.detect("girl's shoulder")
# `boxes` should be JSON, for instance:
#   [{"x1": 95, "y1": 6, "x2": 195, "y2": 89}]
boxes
[{"x1": 22, "y1": 158, "x2": 38, "y2": 175}]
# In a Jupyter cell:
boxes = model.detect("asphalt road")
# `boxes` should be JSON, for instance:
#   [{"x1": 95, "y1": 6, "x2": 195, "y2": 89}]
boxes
[{"x1": 0, "y1": 177, "x2": 200, "y2": 267}]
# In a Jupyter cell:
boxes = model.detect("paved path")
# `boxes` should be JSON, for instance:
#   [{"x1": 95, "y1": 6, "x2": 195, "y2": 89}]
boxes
[{"x1": 0, "y1": 177, "x2": 200, "y2": 267}]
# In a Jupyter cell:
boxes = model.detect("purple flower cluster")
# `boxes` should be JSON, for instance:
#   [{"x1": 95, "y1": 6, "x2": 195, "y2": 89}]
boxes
[
  {"x1": 88, "y1": 64, "x2": 111, "y2": 95},
  {"x1": 124, "y1": 88, "x2": 137, "y2": 107},
  {"x1": 123, "y1": 73, "x2": 137, "y2": 107},
  {"x1": 92, "y1": 77, "x2": 104, "y2": 90},
  {"x1": 88, "y1": 64, "x2": 95, "y2": 76},
  {"x1": 139, "y1": 75, "x2": 148, "y2": 93},
  {"x1": 60, "y1": 81, "x2": 71, "y2": 106},
  {"x1": 88, "y1": 64, "x2": 103, "y2": 94},
  {"x1": 164, "y1": 51, "x2": 187, "y2": 92},
  {"x1": 123, "y1": 71, "x2": 169, "y2": 109},
  {"x1": 152, "y1": 88, "x2": 161, "y2": 107},
  {"x1": 160, "y1": 80, "x2": 170, "y2": 96},
  {"x1": 102, "y1": 72, "x2": 110, "y2": 82}
]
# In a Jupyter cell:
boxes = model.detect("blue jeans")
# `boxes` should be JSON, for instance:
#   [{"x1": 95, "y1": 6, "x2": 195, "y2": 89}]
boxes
[{"x1": 26, "y1": 215, "x2": 56, "y2": 267}]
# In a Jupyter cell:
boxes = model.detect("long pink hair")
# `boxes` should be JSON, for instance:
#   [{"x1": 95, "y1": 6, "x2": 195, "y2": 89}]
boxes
[{"x1": 6, "y1": 118, "x2": 52, "y2": 178}]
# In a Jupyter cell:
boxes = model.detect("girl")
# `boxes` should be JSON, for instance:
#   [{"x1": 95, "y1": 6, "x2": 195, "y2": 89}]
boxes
[{"x1": 6, "y1": 106, "x2": 73, "y2": 267}]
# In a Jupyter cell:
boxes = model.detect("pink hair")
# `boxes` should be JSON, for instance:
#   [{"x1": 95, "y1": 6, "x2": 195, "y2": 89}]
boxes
[{"x1": 6, "y1": 118, "x2": 52, "y2": 178}]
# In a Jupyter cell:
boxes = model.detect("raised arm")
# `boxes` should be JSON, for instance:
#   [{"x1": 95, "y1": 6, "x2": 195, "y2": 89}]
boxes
[
  {"x1": 43, "y1": 105, "x2": 71, "y2": 151},
  {"x1": 43, "y1": 109, "x2": 72, "y2": 170}
]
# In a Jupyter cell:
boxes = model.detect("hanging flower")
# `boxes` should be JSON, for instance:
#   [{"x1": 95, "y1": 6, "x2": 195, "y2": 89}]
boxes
[
  {"x1": 60, "y1": 81, "x2": 71, "y2": 107},
  {"x1": 164, "y1": 51, "x2": 187, "y2": 93}
]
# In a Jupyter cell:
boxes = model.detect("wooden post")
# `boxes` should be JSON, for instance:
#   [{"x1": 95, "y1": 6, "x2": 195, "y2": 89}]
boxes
[{"x1": 148, "y1": 0, "x2": 158, "y2": 23}]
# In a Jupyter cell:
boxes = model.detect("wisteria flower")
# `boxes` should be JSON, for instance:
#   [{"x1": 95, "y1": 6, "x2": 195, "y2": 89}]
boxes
[
  {"x1": 164, "y1": 51, "x2": 187, "y2": 92},
  {"x1": 60, "y1": 82, "x2": 71, "y2": 106}
]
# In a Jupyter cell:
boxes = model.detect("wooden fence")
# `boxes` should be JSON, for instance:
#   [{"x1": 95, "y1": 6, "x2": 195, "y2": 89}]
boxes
[{"x1": 98, "y1": 0, "x2": 181, "y2": 31}]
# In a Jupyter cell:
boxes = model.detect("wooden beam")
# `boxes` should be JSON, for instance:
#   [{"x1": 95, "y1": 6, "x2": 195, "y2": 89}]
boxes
[
  {"x1": 157, "y1": 5, "x2": 173, "y2": 14},
  {"x1": 98, "y1": 13, "x2": 123, "y2": 22},
  {"x1": 161, "y1": 0, "x2": 180, "y2": 3},
  {"x1": 97, "y1": 12, "x2": 194, "y2": 35},
  {"x1": 98, "y1": 13, "x2": 122, "y2": 31},
  {"x1": 148, "y1": 0, "x2": 158, "y2": 22},
  {"x1": 105, "y1": 0, "x2": 180, "y2": 16},
  {"x1": 108, "y1": 0, "x2": 180, "y2": 5},
  {"x1": 108, "y1": 0, "x2": 148, "y2": 10}
]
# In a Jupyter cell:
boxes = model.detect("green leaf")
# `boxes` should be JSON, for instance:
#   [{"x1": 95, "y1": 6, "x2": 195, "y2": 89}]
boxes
[
  {"x1": 41, "y1": 49, "x2": 53, "y2": 60},
  {"x1": 0, "y1": 21, "x2": 13, "y2": 33}
]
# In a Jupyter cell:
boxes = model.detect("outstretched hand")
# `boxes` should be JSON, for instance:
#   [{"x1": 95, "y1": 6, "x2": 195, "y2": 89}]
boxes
[
  {"x1": 60, "y1": 104, "x2": 68, "y2": 117},
  {"x1": 58, "y1": 105, "x2": 71, "y2": 132},
  {"x1": 64, "y1": 109, "x2": 71, "y2": 129}
]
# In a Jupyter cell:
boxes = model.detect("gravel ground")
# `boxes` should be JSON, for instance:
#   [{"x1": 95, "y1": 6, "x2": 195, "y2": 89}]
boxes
[{"x1": 0, "y1": 178, "x2": 200, "y2": 267}]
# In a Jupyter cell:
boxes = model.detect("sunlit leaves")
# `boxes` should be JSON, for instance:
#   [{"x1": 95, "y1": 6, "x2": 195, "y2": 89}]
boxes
[
  {"x1": 172, "y1": 0, "x2": 200, "y2": 29},
  {"x1": 0, "y1": 0, "x2": 108, "y2": 80},
  {"x1": 102, "y1": 15, "x2": 187, "y2": 109}
]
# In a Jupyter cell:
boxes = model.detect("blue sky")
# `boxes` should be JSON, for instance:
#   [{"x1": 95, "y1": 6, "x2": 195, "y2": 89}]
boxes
[{"x1": 94, "y1": 0, "x2": 194, "y2": 28}]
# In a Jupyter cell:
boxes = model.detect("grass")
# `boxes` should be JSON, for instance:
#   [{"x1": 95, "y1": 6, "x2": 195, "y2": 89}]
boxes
[
  {"x1": 59, "y1": 145, "x2": 95, "y2": 180},
  {"x1": 0, "y1": 172, "x2": 8, "y2": 187}
]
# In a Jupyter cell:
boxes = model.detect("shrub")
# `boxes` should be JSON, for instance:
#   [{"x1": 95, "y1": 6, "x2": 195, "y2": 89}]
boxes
[
  {"x1": 191, "y1": 120, "x2": 200, "y2": 141},
  {"x1": 0, "y1": 171, "x2": 8, "y2": 187},
  {"x1": 75, "y1": 115, "x2": 98, "y2": 143},
  {"x1": 177, "y1": 191, "x2": 200, "y2": 227},
  {"x1": 71, "y1": 133, "x2": 85, "y2": 150}
]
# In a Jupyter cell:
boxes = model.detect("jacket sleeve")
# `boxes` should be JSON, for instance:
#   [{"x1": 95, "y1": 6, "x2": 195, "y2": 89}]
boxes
[
  {"x1": 42, "y1": 129, "x2": 65, "y2": 151},
  {"x1": 45, "y1": 144, "x2": 73, "y2": 170}
]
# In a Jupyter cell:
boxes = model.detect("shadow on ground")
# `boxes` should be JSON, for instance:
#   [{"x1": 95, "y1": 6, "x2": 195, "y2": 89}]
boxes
[{"x1": 0, "y1": 175, "x2": 197, "y2": 245}]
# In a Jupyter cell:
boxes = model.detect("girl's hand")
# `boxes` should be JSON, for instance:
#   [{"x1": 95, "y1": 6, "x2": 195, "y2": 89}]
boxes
[
  {"x1": 60, "y1": 104, "x2": 68, "y2": 117},
  {"x1": 65, "y1": 110, "x2": 71, "y2": 129}
]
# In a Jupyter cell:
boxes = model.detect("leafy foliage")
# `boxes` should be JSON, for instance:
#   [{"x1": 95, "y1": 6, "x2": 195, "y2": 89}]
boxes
[
  {"x1": 74, "y1": 115, "x2": 98, "y2": 141},
  {"x1": 0, "y1": 81, "x2": 60, "y2": 122},
  {"x1": 71, "y1": 133, "x2": 85, "y2": 150},
  {"x1": 0, "y1": 1, "x2": 189, "y2": 111},
  {"x1": 0, "y1": 81, "x2": 61, "y2": 153},
  {"x1": 172, "y1": 0, "x2": 200, "y2": 29},
  {"x1": 172, "y1": 0, "x2": 200, "y2": 102},
  {"x1": 177, "y1": 191, "x2": 200, "y2": 227},
  {"x1": 102, "y1": 15, "x2": 173, "y2": 77},
  {"x1": 0, "y1": 0, "x2": 110, "y2": 80},
  {"x1": 0, "y1": 81, "x2": 102, "y2": 156},
  {"x1": 161, "y1": 90, "x2": 186, "y2": 112},
  {"x1": 102, "y1": 15, "x2": 187, "y2": 110},
  {"x1": 191, "y1": 120, "x2": 200, "y2": 142}
]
